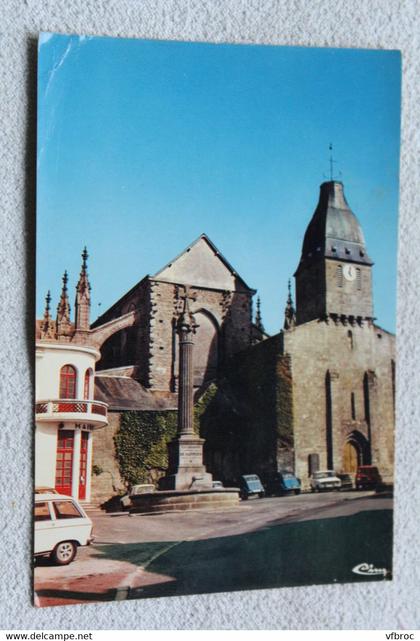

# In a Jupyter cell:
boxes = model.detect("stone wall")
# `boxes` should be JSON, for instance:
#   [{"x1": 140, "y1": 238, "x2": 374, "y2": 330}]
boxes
[
  {"x1": 95, "y1": 275, "x2": 254, "y2": 393},
  {"x1": 325, "y1": 259, "x2": 373, "y2": 319},
  {"x1": 226, "y1": 334, "x2": 294, "y2": 479},
  {"x1": 295, "y1": 257, "x2": 326, "y2": 324},
  {"x1": 90, "y1": 411, "x2": 125, "y2": 502},
  {"x1": 283, "y1": 319, "x2": 395, "y2": 487}
]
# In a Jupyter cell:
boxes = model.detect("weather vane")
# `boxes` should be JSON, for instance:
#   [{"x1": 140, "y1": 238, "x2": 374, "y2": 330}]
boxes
[{"x1": 324, "y1": 143, "x2": 342, "y2": 182}]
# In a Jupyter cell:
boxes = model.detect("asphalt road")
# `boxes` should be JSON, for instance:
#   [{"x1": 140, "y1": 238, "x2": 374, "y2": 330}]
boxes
[{"x1": 34, "y1": 490, "x2": 393, "y2": 607}]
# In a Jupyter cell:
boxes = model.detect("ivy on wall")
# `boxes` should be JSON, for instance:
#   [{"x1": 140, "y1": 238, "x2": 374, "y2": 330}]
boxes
[
  {"x1": 114, "y1": 410, "x2": 177, "y2": 486},
  {"x1": 113, "y1": 335, "x2": 292, "y2": 487}
]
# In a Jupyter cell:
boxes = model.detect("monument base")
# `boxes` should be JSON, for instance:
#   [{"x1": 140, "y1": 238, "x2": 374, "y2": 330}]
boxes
[
  {"x1": 130, "y1": 488, "x2": 240, "y2": 513},
  {"x1": 159, "y1": 434, "x2": 213, "y2": 491}
]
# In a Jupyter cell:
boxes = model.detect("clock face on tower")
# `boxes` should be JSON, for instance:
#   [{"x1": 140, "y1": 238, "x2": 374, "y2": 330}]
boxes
[{"x1": 343, "y1": 264, "x2": 357, "y2": 281}]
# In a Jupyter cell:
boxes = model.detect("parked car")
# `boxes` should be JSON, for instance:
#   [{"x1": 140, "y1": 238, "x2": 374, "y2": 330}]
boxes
[
  {"x1": 212, "y1": 480, "x2": 224, "y2": 489},
  {"x1": 336, "y1": 473, "x2": 353, "y2": 491},
  {"x1": 356, "y1": 465, "x2": 382, "y2": 490},
  {"x1": 310, "y1": 470, "x2": 341, "y2": 492},
  {"x1": 35, "y1": 487, "x2": 59, "y2": 494},
  {"x1": 120, "y1": 483, "x2": 155, "y2": 509},
  {"x1": 265, "y1": 471, "x2": 301, "y2": 496},
  {"x1": 239, "y1": 474, "x2": 265, "y2": 500},
  {"x1": 34, "y1": 493, "x2": 93, "y2": 565}
]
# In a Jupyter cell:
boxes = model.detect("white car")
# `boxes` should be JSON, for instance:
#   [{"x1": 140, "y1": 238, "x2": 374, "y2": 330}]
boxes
[
  {"x1": 34, "y1": 493, "x2": 94, "y2": 565},
  {"x1": 310, "y1": 470, "x2": 341, "y2": 492}
]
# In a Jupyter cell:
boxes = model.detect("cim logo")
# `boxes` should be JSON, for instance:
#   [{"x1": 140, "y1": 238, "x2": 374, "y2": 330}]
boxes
[{"x1": 352, "y1": 562, "x2": 389, "y2": 578}]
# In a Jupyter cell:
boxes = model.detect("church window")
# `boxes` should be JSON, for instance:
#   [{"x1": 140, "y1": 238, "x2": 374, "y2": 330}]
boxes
[
  {"x1": 347, "y1": 329, "x2": 354, "y2": 350},
  {"x1": 331, "y1": 246, "x2": 337, "y2": 252},
  {"x1": 356, "y1": 268, "x2": 361, "y2": 290},
  {"x1": 60, "y1": 365, "x2": 77, "y2": 399},
  {"x1": 345, "y1": 248, "x2": 351, "y2": 255},
  {"x1": 351, "y1": 392, "x2": 356, "y2": 420},
  {"x1": 336, "y1": 265, "x2": 343, "y2": 287},
  {"x1": 83, "y1": 368, "x2": 93, "y2": 399}
]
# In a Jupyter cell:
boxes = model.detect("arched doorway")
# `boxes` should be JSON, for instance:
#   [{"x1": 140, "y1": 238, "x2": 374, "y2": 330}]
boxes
[
  {"x1": 342, "y1": 441, "x2": 360, "y2": 473},
  {"x1": 342, "y1": 430, "x2": 370, "y2": 473}
]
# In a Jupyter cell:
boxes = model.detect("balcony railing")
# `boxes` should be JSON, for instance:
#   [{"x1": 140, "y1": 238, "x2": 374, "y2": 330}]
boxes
[{"x1": 35, "y1": 399, "x2": 108, "y2": 426}]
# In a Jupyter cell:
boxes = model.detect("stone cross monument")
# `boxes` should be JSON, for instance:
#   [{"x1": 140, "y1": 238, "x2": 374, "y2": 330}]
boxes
[{"x1": 159, "y1": 286, "x2": 213, "y2": 491}]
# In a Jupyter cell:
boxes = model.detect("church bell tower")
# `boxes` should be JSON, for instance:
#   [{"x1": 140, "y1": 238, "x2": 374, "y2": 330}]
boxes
[{"x1": 294, "y1": 181, "x2": 374, "y2": 325}]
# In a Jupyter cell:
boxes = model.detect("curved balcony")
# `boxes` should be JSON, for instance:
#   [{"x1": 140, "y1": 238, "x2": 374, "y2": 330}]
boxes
[{"x1": 35, "y1": 399, "x2": 108, "y2": 429}]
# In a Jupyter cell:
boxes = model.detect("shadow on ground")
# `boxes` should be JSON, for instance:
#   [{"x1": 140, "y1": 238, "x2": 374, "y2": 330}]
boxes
[{"x1": 36, "y1": 507, "x2": 393, "y2": 603}]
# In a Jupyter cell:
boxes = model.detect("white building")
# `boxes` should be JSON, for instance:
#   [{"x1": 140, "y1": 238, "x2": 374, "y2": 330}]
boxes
[{"x1": 35, "y1": 250, "x2": 108, "y2": 502}]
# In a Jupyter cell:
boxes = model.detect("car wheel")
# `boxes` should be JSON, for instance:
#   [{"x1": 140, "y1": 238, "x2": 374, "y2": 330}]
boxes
[
  {"x1": 50, "y1": 541, "x2": 77, "y2": 565},
  {"x1": 295, "y1": 489, "x2": 301, "y2": 495},
  {"x1": 259, "y1": 492, "x2": 265, "y2": 498}
]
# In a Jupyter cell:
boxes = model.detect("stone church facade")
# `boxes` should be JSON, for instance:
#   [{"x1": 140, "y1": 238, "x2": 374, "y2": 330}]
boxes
[
  {"x1": 36, "y1": 180, "x2": 395, "y2": 500},
  {"x1": 92, "y1": 234, "x2": 256, "y2": 392},
  {"x1": 226, "y1": 181, "x2": 395, "y2": 488},
  {"x1": 88, "y1": 234, "x2": 262, "y2": 499},
  {"x1": 285, "y1": 181, "x2": 395, "y2": 484}
]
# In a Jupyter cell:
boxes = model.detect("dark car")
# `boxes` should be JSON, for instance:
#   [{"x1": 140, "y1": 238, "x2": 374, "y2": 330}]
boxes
[
  {"x1": 239, "y1": 474, "x2": 265, "y2": 500},
  {"x1": 356, "y1": 465, "x2": 382, "y2": 490},
  {"x1": 336, "y1": 473, "x2": 353, "y2": 491},
  {"x1": 265, "y1": 472, "x2": 301, "y2": 496}
]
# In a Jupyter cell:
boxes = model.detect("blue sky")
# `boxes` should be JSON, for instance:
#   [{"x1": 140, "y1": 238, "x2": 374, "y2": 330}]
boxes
[{"x1": 37, "y1": 34, "x2": 401, "y2": 333}]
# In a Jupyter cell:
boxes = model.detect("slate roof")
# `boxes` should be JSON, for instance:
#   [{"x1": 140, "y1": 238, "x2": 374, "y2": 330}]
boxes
[
  {"x1": 299, "y1": 181, "x2": 373, "y2": 266},
  {"x1": 94, "y1": 376, "x2": 178, "y2": 411}
]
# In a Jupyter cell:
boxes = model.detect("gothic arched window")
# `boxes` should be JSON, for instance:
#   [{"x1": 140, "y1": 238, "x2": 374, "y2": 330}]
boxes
[
  {"x1": 60, "y1": 365, "x2": 77, "y2": 399},
  {"x1": 84, "y1": 368, "x2": 93, "y2": 399}
]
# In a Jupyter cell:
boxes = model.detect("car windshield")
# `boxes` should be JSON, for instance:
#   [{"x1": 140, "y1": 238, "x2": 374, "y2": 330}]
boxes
[
  {"x1": 314, "y1": 471, "x2": 335, "y2": 479},
  {"x1": 282, "y1": 474, "x2": 295, "y2": 480},
  {"x1": 53, "y1": 500, "x2": 83, "y2": 519}
]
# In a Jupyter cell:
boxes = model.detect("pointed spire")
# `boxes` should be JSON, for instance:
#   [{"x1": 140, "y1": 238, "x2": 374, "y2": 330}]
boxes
[
  {"x1": 75, "y1": 246, "x2": 91, "y2": 331},
  {"x1": 56, "y1": 270, "x2": 72, "y2": 337},
  {"x1": 40, "y1": 290, "x2": 55, "y2": 339},
  {"x1": 255, "y1": 296, "x2": 265, "y2": 333},
  {"x1": 44, "y1": 290, "x2": 51, "y2": 317},
  {"x1": 284, "y1": 279, "x2": 296, "y2": 330}
]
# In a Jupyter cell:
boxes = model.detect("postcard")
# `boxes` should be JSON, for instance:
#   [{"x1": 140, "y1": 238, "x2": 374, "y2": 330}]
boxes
[{"x1": 34, "y1": 33, "x2": 400, "y2": 606}]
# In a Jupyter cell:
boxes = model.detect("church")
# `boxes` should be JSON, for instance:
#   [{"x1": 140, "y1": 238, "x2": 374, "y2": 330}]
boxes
[
  {"x1": 226, "y1": 180, "x2": 395, "y2": 488},
  {"x1": 35, "y1": 179, "x2": 395, "y2": 500}
]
